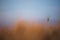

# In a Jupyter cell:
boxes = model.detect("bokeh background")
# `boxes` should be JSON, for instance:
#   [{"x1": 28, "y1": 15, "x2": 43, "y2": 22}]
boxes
[
  {"x1": 0, "y1": 0, "x2": 60, "y2": 26},
  {"x1": 0, "y1": 0, "x2": 60, "y2": 40}
]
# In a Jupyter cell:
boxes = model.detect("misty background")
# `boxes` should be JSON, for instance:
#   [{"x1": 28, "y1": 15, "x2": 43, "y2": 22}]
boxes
[{"x1": 0, "y1": 0, "x2": 60, "y2": 25}]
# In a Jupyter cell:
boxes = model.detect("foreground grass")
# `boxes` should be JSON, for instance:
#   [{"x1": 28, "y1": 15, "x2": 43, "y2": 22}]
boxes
[{"x1": 0, "y1": 21, "x2": 60, "y2": 40}]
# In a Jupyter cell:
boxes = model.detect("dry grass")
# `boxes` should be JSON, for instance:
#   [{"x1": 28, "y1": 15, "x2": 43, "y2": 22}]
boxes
[{"x1": 0, "y1": 20, "x2": 60, "y2": 40}]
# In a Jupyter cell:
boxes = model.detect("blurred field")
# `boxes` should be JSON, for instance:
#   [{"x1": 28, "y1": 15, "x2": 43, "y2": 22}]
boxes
[{"x1": 0, "y1": 20, "x2": 60, "y2": 40}]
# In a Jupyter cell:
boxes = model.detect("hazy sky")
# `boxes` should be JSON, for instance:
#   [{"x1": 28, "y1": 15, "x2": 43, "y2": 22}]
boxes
[{"x1": 1, "y1": 0, "x2": 60, "y2": 22}]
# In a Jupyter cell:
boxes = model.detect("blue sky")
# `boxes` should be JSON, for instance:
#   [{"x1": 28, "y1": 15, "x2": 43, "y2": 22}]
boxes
[{"x1": 1, "y1": 0, "x2": 60, "y2": 22}]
